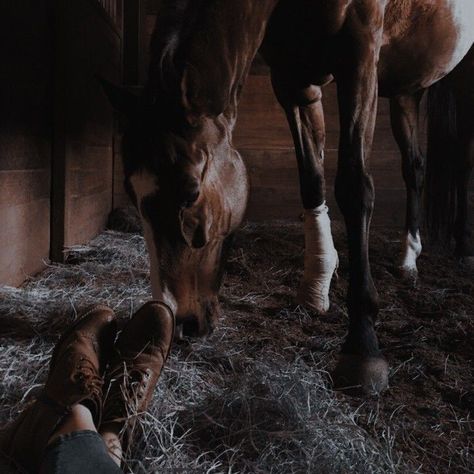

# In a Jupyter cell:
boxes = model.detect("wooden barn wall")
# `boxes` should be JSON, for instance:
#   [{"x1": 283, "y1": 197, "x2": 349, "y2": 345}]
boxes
[
  {"x1": 234, "y1": 75, "x2": 406, "y2": 227},
  {"x1": 0, "y1": 1, "x2": 53, "y2": 286},
  {"x1": 52, "y1": 0, "x2": 122, "y2": 256},
  {"x1": 0, "y1": 1, "x2": 122, "y2": 285}
]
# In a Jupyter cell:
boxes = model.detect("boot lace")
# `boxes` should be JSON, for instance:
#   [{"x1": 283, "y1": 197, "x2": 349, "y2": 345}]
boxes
[
  {"x1": 72, "y1": 356, "x2": 103, "y2": 402},
  {"x1": 102, "y1": 358, "x2": 154, "y2": 425}
]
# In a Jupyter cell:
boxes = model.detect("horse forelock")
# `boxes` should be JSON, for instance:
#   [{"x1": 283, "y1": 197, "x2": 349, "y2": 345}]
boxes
[{"x1": 148, "y1": 0, "x2": 204, "y2": 99}]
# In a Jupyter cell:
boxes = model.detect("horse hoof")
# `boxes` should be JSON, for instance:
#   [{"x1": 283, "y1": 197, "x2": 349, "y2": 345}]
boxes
[
  {"x1": 332, "y1": 354, "x2": 389, "y2": 396},
  {"x1": 397, "y1": 265, "x2": 418, "y2": 286},
  {"x1": 297, "y1": 284, "x2": 329, "y2": 314}
]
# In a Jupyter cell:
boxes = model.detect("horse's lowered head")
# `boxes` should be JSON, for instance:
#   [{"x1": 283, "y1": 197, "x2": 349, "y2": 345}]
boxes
[{"x1": 101, "y1": 80, "x2": 249, "y2": 337}]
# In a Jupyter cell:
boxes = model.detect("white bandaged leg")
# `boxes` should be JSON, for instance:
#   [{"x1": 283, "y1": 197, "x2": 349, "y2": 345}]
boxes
[
  {"x1": 399, "y1": 231, "x2": 422, "y2": 276},
  {"x1": 298, "y1": 202, "x2": 339, "y2": 313}
]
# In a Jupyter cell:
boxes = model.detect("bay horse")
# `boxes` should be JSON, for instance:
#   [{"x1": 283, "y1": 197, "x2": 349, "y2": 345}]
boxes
[{"x1": 102, "y1": 0, "x2": 474, "y2": 394}]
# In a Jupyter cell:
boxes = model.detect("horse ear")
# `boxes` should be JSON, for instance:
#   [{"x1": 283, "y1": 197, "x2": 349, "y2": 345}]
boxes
[
  {"x1": 180, "y1": 66, "x2": 228, "y2": 125},
  {"x1": 180, "y1": 68, "x2": 204, "y2": 126},
  {"x1": 96, "y1": 76, "x2": 138, "y2": 116}
]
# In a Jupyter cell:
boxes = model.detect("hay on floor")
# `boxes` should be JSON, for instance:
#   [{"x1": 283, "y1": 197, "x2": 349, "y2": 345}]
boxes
[{"x1": 0, "y1": 225, "x2": 416, "y2": 473}]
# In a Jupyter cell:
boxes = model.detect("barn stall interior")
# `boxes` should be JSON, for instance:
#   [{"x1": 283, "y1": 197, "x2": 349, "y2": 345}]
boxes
[{"x1": 0, "y1": 1, "x2": 473, "y2": 473}]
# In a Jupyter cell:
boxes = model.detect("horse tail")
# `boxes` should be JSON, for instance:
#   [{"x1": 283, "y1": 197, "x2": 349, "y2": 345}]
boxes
[{"x1": 425, "y1": 78, "x2": 459, "y2": 243}]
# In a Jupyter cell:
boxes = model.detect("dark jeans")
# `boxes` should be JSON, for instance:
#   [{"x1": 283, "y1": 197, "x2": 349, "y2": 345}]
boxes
[{"x1": 40, "y1": 430, "x2": 122, "y2": 474}]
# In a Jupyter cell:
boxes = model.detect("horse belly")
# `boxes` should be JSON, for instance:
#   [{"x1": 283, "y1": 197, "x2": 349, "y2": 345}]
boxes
[
  {"x1": 444, "y1": 1, "x2": 474, "y2": 72},
  {"x1": 379, "y1": 0, "x2": 474, "y2": 96}
]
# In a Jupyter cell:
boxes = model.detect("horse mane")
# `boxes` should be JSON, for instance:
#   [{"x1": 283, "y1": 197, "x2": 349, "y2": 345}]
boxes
[
  {"x1": 145, "y1": 0, "x2": 273, "y2": 121},
  {"x1": 147, "y1": 0, "x2": 204, "y2": 101}
]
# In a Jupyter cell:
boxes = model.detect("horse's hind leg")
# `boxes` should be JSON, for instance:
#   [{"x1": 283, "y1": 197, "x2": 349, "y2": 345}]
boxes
[
  {"x1": 271, "y1": 74, "x2": 338, "y2": 313},
  {"x1": 390, "y1": 92, "x2": 424, "y2": 281}
]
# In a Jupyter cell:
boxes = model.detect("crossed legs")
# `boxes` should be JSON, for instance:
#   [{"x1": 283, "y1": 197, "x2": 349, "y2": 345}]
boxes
[{"x1": 1, "y1": 302, "x2": 174, "y2": 473}]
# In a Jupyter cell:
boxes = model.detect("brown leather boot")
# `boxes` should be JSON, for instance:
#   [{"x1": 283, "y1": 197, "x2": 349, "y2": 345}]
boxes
[
  {"x1": 0, "y1": 305, "x2": 117, "y2": 473},
  {"x1": 99, "y1": 301, "x2": 174, "y2": 450}
]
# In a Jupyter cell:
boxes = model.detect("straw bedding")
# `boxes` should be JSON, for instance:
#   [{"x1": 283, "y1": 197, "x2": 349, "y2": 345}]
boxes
[{"x1": 1, "y1": 216, "x2": 472, "y2": 473}]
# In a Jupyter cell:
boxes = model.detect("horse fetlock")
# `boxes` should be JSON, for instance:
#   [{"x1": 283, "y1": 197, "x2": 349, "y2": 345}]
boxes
[
  {"x1": 299, "y1": 203, "x2": 338, "y2": 314},
  {"x1": 298, "y1": 250, "x2": 339, "y2": 313},
  {"x1": 399, "y1": 231, "x2": 422, "y2": 277},
  {"x1": 348, "y1": 286, "x2": 380, "y2": 318},
  {"x1": 397, "y1": 266, "x2": 419, "y2": 287},
  {"x1": 343, "y1": 318, "x2": 379, "y2": 355},
  {"x1": 332, "y1": 354, "x2": 389, "y2": 396}
]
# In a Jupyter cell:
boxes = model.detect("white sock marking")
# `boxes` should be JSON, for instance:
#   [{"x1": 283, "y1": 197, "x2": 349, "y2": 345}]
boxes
[{"x1": 400, "y1": 231, "x2": 422, "y2": 273}]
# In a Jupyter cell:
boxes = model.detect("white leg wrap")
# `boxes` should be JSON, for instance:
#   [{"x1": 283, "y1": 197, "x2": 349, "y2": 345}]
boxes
[
  {"x1": 298, "y1": 202, "x2": 339, "y2": 313},
  {"x1": 400, "y1": 231, "x2": 422, "y2": 274}
]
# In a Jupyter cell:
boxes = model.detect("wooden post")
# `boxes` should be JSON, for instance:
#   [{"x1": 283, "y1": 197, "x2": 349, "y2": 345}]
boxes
[
  {"x1": 50, "y1": 0, "x2": 68, "y2": 263},
  {"x1": 123, "y1": 0, "x2": 146, "y2": 86},
  {"x1": 51, "y1": 0, "x2": 124, "y2": 262}
]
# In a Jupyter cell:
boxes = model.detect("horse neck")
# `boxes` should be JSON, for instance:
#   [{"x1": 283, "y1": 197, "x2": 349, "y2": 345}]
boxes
[{"x1": 147, "y1": 0, "x2": 277, "y2": 125}]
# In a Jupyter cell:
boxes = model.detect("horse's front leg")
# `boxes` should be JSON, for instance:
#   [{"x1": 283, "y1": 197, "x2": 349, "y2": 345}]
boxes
[
  {"x1": 272, "y1": 76, "x2": 338, "y2": 313},
  {"x1": 333, "y1": 4, "x2": 389, "y2": 395},
  {"x1": 390, "y1": 93, "x2": 424, "y2": 281}
]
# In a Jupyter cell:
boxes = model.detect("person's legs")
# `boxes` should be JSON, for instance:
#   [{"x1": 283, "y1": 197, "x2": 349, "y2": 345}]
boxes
[
  {"x1": 0, "y1": 306, "x2": 118, "y2": 473},
  {"x1": 48, "y1": 404, "x2": 96, "y2": 445},
  {"x1": 1, "y1": 302, "x2": 174, "y2": 473},
  {"x1": 40, "y1": 404, "x2": 122, "y2": 474}
]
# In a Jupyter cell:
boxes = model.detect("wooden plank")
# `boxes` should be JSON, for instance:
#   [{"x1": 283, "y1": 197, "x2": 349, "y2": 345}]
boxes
[
  {"x1": 235, "y1": 75, "x2": 408, "y2": 224},
  {"x1": 235, "y1": 77, "x2": 398, "y2": 153},
  {"x1": 67, "y1": 191, "x2": 114, "y2": 245},
  {"x1": 245, "y1": 184, "x2": 405, "y2": 228},
  {"x1": 50, "y1": 0, "x2": 68, "y2": 262},
  {"x1": 0, "y1": 170, "x2": 50, "y2": 206},
  {"x1": 123, "y1": 0, "x2": 146, "y2": 85},
  {"x1": 0, "y1": 135, "x2": 51, "y2": 171},
  {"x1": 0, "y1": 200, "x2": 50, "y2": 286},
  {"x1": 0, "y1": 1, "x2": 53, "y2": 281},
  {"x1": 51, "y1": 0, "x2": 122, "y2": 258}
]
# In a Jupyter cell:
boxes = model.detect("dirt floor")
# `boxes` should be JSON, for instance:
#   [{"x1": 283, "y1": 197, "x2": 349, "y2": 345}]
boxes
[
  {"x1": 0, "y1": 219, "x2": 472, "y2": 473},
  {"x1": 225, "y1": 220, "x2": 474, "y2": 473}
]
